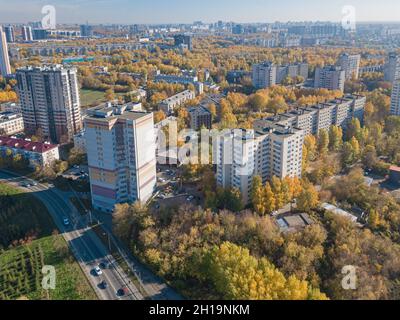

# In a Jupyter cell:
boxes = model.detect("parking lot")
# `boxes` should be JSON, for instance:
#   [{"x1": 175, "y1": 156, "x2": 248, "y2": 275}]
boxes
[{"x1": 152, "y1": 166, "x2": 198, "y2": 210}]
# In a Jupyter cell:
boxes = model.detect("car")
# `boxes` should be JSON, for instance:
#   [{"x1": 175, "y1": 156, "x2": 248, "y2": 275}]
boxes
[
  {"x1": 94, "y1": 266, "x2": 102, "y2": 276},
  {"x1": 99, "y1": 281, "x2": 108, "y2": 290},
  {"x1": 31, "y1": 182, "x2": 38, "y2": 186},
  {"x1": 186, "y1": 195, "x2": 194, "y2": 201},
  {"x1": 63, "y1": 217, "x2": 70, "y2": 226},
  {"x1": 116, "y1": 287, "x2": 129, "y2": 297},
  {"x1": 99, "y1": 261, "x2": 109, "y2": 269}
]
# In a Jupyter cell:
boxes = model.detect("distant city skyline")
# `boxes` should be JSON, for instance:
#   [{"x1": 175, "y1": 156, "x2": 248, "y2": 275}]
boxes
[{"x1": 0, "y1": 0, "x2": 400, "y2": 24}]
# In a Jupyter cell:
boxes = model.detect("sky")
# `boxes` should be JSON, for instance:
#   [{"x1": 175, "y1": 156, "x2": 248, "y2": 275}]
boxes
[{"x1": 0, "y1": 0, "x2": 399, "y2": 24}]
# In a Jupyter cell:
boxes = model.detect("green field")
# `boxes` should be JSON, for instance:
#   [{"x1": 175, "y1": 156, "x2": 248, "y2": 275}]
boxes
[
  {"x1": 80, "y1": 89, "x2": 106, "y2": 107},
  {"x1": 80, "y1": 89, "x2": 127, "y2": 108},
  {"x1": 0, "y1": 182, "x2": 97, "y2": 300},
  {"x1": 0, "y1": 235, "x2": 97, "y2": 300},
  {"x1": 0, "y1": 183, "x2": 55, "y2": 249}
]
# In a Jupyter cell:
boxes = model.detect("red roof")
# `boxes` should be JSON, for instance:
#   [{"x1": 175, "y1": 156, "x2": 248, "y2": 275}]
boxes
[{"x1": 0, "y1": 136, "x2": 58, "y2": 154}]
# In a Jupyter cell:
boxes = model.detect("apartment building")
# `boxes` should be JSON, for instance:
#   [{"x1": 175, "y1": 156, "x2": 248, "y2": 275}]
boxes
[
  {"x1": 252, "y1": 62, "x2": 277, "y2": 89},
  {"x1": 4, "y1": 26, "x2": 15, "y2": 43},
  {"x1": 0, "y1": 136, "x2": 59, "y2": 168},
  {"x1": 215, "y1": 125, "x2": 304, "y2": 205},
  {"x1": 314, "y1": 65, "x2": 346, "y2": 91},
  {"x1": 22, "y1": 26, "x2": 33, "y2": 41},
  {"x1": 390, "y1": 80, "x2": 400, "y2": 115},
  {"x1": 0, "y1": 112, "x2": 24, "y2": 135},
  {"x1": 0, "y1": 27, "x2": 11, "y2": 77},
  {"x1": 276, "y1": 63, "x2": 309, "y2": 83},
  {"x1": 84, "y1": 102, "x2": 157, "y2": 213},
  {"x1": 255, "y1": 94, "x2": 366, "y2": 136},
  {"x1": 16, "y1": 65, "x2": 83, "y2": 144},
  {"x1": 384, "y1": 52, "x2": 400, "y2": 83},
  {"x1": 158, "y1": 90, "x2": 195, "y2": 115},
  {"x1": 155, "y1": 73, "x2": 204, "y2": 94},
  {"x1": 188, "y1": 106, "x2": 212, "y2": 130},
  {"x1": 174, "y1": 34, "x2": 193, "y2": 51},
  {"x1": 337, "y1": 53, "x2": 361, "y2": 80}
]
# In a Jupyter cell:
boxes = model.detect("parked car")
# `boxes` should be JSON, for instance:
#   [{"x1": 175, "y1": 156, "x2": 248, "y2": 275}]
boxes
[{"x1": 63, "y1": 217, "x2": 70, "y2": 226}]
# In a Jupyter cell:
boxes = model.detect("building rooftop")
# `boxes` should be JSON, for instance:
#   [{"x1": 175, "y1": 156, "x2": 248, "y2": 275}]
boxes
[
  {"x1": 188, "y1": 105, "x2": 211, "y2": 115},
  {"x1": 0, "y1": 112, "x2": 22, "y2": 122},
  {"x1": 160, "y1": 90, "x2": 194, "y2": 105},
  {"x1": 0, "y1": 136, "x2": 58, "y2": 153},
  {"x1": 17, "y1": 64, "x2": 76, "y2": 72},
  {"x1": 86, "y1": 101, "x2": 150, "y2": 122}
]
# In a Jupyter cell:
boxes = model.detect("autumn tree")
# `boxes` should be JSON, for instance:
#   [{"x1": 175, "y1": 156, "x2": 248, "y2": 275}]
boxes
[
  {"x1": 297, "y1": 181, "x2": 319, "y2": 212},
  {"x1": 328, "y1": 126, "x2": 343, "y2": 151},
  {"x1": 317, "y1": 129, "x2": 329, "y2": 155}
]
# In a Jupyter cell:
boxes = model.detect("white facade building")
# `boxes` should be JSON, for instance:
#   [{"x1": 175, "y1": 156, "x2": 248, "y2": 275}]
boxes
[
  {"x1": 314, "y1": 65, "x2": 346, "y2": 92},
  {"x1": 337, "y1": 53, "x2": 361, "y2": 80},
  {"x1": 252, "y1": 62, "x2": 277, "y2": 89},
  {"x1": 158, "y1": 90, "x2": 195, "y2": 115},
  {"x1": 0, "y1": 112, "x2": 24, "y2": 135},
  {"x1": 215, "y1": 125, "x2": 304, "y2": 204},
  {"x1": 0, "y1": 27, "x2": 11, "y2": 77},
  {"x1": 384, "y1": 52, "x2": 400, "y2": 83},
  {"x1": 85, "y1": 102, "x2": 157, "y2": 213}
]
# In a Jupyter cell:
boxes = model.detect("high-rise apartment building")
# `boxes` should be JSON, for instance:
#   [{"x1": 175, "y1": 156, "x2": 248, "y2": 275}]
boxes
[
  {"x1": 4, "y1": 26, "x2": 15, "y2": 43},
  {"x1": 22, "y1": 26, "x2": 33, "y2": 41},
  {"x1": 252, "y1": 62, "x2": 277, "y2": 89},
  {"x1": 174, "y1": 34, "x2": 193, "y2": 51},
  {"x1": 390, "y1": 80, "x2": 400, "y2": 116},
  {"x1": 0, "y1": 27, "x2": 11, "y2": 77},
  {"x1": 16, "y1": 65, "x2": 82, "y2": 143},
  {"x1": 384, "y1": 52, "x2": 400, "y2": 83},
  {"x1": 84, "y1": 102, "x2": 157, "y2": 213},
  {"x1": 337, "y1": 53, "x2": 361, "y2": 80},
  {"x1": 314, "y1": 66, "x2": 346, "y2": 91},
  {"x1": 80, "y1": 24, "x2": 93, "y2": 37},
  {"x1": 216, "y1": 125, "x2": 304, "y2": 204},
  {"x1": 216, "y1": 94, "x2": 366, "y2": 204}
]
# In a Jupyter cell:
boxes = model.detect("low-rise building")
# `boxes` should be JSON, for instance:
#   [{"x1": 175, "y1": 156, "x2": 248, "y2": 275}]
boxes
[
  {"x1": 0, "y1": 112, "x2": 24, "y2": 135},
  {"x1": 0, "y1": 136, "x2": 59, "y2": 168},
  {"x1": 73, "y1": 130, "x2": 86, "y2": 152},
  {"x1": 158, "y1": 90, "x2": 195, "y2": 115}
]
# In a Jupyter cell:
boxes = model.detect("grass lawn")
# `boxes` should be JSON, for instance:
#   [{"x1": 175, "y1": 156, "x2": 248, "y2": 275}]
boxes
[
  {"x1": 0, "y1": 183, "x2": 56, "y2": 249},
  {"x1": 0, "y1": 235, "x2": 97, "y2": 300},
  {"x1": 80, "y1": 88, "x2": 127, "y2": 108},
  {"x1": 0, "y1": 182, "x2": 97, "y2": 300},
  {"x1": 80, "y1": 89, "x2": 106, "y2": 107}
]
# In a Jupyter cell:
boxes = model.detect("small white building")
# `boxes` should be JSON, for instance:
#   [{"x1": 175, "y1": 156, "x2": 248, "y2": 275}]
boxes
[
  {"x1": 0, "y1": 112, "x2": 24, "y2": 135},
  {"x1": 158, "y1": 90, "x2": 195, "y2": 115}
]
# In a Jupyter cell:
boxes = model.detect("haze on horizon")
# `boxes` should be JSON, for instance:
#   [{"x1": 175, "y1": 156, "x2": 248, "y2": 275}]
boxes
[{"x1": 0, "y1": 0, "x2": 399, "y2": 24}]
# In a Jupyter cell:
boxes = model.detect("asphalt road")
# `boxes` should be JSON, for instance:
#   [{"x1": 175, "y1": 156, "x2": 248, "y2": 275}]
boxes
[{"x1": 0, "y1": 170, "x2": 143, "y2": 301}]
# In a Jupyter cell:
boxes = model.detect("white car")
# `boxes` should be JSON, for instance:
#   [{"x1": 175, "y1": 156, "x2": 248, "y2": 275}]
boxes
[
  {"x1": 186, "y1": 195, "x2": 194, "y2": 201},
  {"x1": 94, "y1": 266, "x2": 103, "y2": 276}
]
